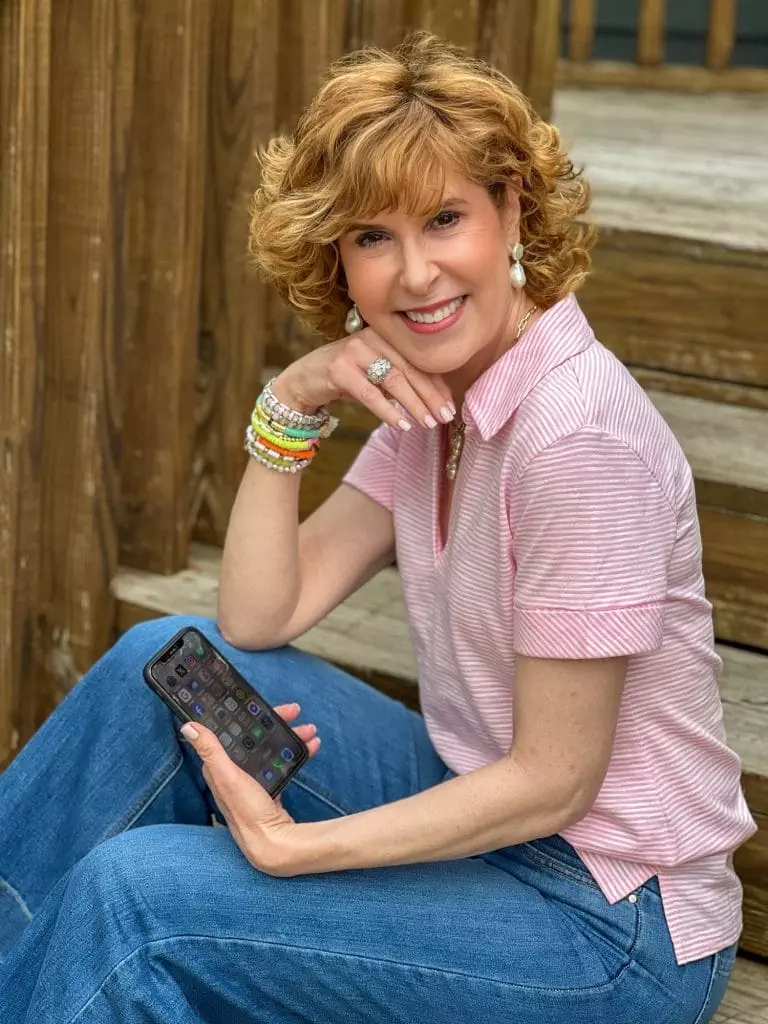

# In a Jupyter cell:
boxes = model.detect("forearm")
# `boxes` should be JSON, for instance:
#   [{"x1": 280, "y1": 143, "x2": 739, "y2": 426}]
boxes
[
  {"x1": 284, "y1": 755, "x2": 587, "y2": 875},
  {"x1": 218, "y1": 457, "x2": 303, "y2": 647},
  {"x1": 218, "y1": 374, "x2": 321, "y2": 647}
]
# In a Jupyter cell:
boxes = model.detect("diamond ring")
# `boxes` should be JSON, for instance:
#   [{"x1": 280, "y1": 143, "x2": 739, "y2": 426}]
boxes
[{"x1": 365, "y1": 357, "x2": 393, "y2": 386}]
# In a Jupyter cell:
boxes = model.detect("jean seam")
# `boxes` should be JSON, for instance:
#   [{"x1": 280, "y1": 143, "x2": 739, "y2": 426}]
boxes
[
  {"x1": 690, "y1": 949, "x2": 731, "y2": 1024},
  {"x1": 67, "y1": 933, "x2": 640, "y2": 1021},
  {"x1": 99, "y1": 750, "x2": 185, "y2": 842},
  {"x1": 291, "y1": 771, "x2": 353, "y2": 817},
  {"x1": 0, "y1": 876, "x2": 32, "y2": 922},
  {"x1": 518, "y1": 842, "x2": 600, "y2": 891}
]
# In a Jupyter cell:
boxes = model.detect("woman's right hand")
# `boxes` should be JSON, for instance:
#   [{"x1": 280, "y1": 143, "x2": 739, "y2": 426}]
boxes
[{"x1": 270, "y1": 327, "x2": 456, "y2": 432}]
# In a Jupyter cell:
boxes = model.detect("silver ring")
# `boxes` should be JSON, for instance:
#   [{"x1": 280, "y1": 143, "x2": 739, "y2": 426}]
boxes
[{"x1": 365, "y1": 357, "x2": 393, "y2": 386}]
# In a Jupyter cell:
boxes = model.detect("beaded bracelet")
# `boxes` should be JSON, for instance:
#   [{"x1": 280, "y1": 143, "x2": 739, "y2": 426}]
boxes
[
  {"x1": 261, "y1": 378, "x2": 328, "y2": 429},
  {"x1": 250, "y1": 411, "x2": 320, "y2": 451},
  {"x1": 243, "y1": 426, "x2": 313, "y2": 473},
  {"x1": 245, "y1": 380, "x2": 339, "y2": 474}
]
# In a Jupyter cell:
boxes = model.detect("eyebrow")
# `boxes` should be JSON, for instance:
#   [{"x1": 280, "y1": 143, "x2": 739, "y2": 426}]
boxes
[{"x1": 346, "y1": 197, "x2": 469, "y2": 233}]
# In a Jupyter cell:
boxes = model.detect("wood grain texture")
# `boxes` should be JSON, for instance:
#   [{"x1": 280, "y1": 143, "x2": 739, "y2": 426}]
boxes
[
  {"x1": 554, "y1": 87, "x2": 768, "y2": 253},
  {"x1": 119, "y1": 0, "x2": 211, "y2": 574},
  {"x1": 636, "y1": 0, "x2": 666, "y2": 66},
  {"x1": 0, "y1": 0, "x2": 50, "y2": 767},
  {"x1": 347, "y1": 0, "x2": 408, "y2": 51},
  {"x1": 557, "y1": 59, "x2": 768, "y2": 93},
  {"x1": 566, "y1": 0, "x2": 595, "y2": 62},
  {"x1": 706, "y1": 0, "x2": 737, "y2": 72},
  {"x1": 577, "y1": 230, "x2": 768, "y2": 387},
  {"x1": 630, "y1": 369, "x2": 768, "y2": 414},
  {"x1": 715, "y1": 958, "x2": 768, "y2": 1022},
  {"x1": 193, "y1": 0, "x2": 279, "y2": 547},
  {"x1": 406, "y1": 0, "x2": 479, "y2": 52},
  {"x1": 275, "y1": 0, "x2": 347, "y2": 136},
  {"x1": 41, "y1": 0, "x2": 124, "y2": 715}
]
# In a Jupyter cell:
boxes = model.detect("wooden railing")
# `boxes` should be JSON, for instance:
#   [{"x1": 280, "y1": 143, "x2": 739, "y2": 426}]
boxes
[{"x1": 560, "y1": 0, "x2": 768, "y2": 91}]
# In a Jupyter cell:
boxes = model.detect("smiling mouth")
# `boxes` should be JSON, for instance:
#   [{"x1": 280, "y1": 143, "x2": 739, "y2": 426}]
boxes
[{"x1": 401, "y1": 296, "x2": 466, "y2": 324}]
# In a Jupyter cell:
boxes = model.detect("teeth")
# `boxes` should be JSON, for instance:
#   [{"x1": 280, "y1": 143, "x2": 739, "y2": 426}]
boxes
[{"x1": 405, "y1": 296, "x2": 463, "y2": 324}]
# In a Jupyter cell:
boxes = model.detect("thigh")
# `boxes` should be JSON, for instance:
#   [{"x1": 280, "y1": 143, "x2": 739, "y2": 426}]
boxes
[
  {"x1": 130, "y1": 615, "x2": 449, "y2": 821},
  {"x1": 1, "y1": 824, "x2": 695, "y2": 1024}
]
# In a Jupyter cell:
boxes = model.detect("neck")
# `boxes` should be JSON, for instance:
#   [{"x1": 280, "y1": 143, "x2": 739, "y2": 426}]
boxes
[{"x1": 443, "y1": 292, "x2": 536, "y2": 414}]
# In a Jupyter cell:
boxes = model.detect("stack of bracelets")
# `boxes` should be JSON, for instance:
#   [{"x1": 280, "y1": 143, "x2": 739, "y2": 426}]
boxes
[{"x1": 244, "y1": 378, "x2": 339, "y2": 474}]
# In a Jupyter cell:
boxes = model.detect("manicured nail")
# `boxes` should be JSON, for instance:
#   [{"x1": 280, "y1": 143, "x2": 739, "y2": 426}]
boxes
[
  {"x1": 424, "y1": 414, "x2": 437, "y2": 429},
  {"x1": 399, "y1": 418, "x2": 412, "y2": 431},
  {"x1": 439, "y1": 405, "x2": 454, "y2": 423},
  {"x1": 181, "y1": 723, "x2": 198, "y2": 741},
  {"x1": 448, "y1": 401, "x2": 457, "y2": 416}
]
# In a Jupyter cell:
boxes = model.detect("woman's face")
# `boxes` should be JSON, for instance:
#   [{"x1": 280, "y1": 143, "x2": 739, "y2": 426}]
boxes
[{"x1": 338, "y1": 171, "x2": 521, "y2": 377}]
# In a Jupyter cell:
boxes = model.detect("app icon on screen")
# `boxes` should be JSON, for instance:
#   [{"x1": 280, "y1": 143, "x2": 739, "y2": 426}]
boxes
[
  {"x1": 250, "y1": 725, "x2": 264, "y2": 741},
  {"x1": 242, "y1": 736, "x2": 255, "y2": 750},
  {"x1": 281, "y1": 748, "x2": 294, "y2": 761},
  {"x1": 191, "y1": 702, "x2": 205, "y2": 717},
  {"x1": 174, "y1": 665, "x2": 188, "y2": 677},
  {"x1": 200, "y1": 668, "x2": 212, "y2": 683},
  {"x1": 194, "y1": 643, "x2": 205, "y2": 657},
  {"x1": 184, "y1": 655, "x2": 196, "y2": 667},
  {"x1": 247, "y1": 701, "x2": 260, "y2": 716},
  {"x1": 262, "y1": 769, "x2": 275, "y2": 783},
  {"x1": 164, "y1": 675, "x2": 177, "y2": 688},
  {"x1": 220, "y1": 732, "x2": 233, "y2": 748},
  {"x1": 260, "y1": 714, "x2": 274, "y2": 731},
  {"x1": 188, "y1": 679, "x2": 200, "y2": 692},
  {"x1": 234, "y1": 687, "x2": 247, "y2": 700},
  {"x1": 178, "y1": 688, "x2": 192, "y2": 703},
  {"x1": 224, "y1": 697, "x2": 238, "y2": 713},
  {"x1": 229, "y1": 722, "x2": 242, "y2": 737}
]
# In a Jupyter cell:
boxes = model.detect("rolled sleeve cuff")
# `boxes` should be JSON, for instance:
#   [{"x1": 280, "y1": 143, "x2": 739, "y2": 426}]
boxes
[{"x1": 512, "y1": 603, "x2": 666, "y2": 659}]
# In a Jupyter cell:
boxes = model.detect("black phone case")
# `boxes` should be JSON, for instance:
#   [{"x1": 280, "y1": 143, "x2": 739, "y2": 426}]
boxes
[{"x1": 143, "y1": 625, "x2": 309, "y2": 798}]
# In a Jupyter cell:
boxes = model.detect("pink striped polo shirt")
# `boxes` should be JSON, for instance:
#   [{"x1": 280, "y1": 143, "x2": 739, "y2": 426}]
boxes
[{"x1": 343, "y1": 292, "x2": 757, "y2": 965}]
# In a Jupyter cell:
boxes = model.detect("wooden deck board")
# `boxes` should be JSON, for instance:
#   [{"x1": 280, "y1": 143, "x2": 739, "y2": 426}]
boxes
[
  {"x1": 553, "y1": 87, "x2": 768, "y2": 252},
  {"x1": 113, "y1": 545, "x2": 767, "y2": 776},
  {"x1": 715, "y1": 957, "x2": 768, "y2": 1022}
]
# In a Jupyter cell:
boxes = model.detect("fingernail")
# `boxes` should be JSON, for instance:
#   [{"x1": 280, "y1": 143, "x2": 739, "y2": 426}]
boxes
[
  {"x1": 181, "y1": 723, "x2": 199, "y2": 741},
  {"x1": 399, "y1": 418, "x2": 411, "y2": 431},
  {"x1": 424, "y1": 414, "x2": 437, "y2": 429},
  {"x1": 439, "y1": 405, "x2": 454, "y2": 423},
  {"x1": 448, "y1": 401, "x2": 457, "y2": 416}
]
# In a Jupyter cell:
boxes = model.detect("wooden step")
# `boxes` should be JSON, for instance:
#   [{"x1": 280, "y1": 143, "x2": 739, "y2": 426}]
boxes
[
  {"x1": 113, "y1": 542, "x2": 768, "y2": 959},
  {"x1": 716, "y1": 957, "x2": 768, "y2": 1023}
]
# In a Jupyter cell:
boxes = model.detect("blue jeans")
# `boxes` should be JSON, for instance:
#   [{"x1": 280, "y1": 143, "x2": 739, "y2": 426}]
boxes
[{"x1": 0, "y1": 615, "x2": 736, "y2": 1023}]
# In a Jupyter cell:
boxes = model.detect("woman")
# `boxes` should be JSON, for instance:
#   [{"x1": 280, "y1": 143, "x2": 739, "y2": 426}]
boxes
[{"x1": 0, "y1": 32, "x2": 756, "y2": 1023}]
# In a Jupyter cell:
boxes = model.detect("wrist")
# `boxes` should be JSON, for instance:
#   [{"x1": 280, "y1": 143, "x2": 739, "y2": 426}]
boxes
[
  {"x1": 271, "y1": 369, "x2": 326, "y2": 416},
  {"x1": 271, "y1": 818, "x2": 348, "y2": 876}
]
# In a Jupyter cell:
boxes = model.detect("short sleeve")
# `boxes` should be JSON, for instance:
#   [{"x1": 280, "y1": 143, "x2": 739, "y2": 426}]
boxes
[
  {"x1": 342, "y1": 422, "x2": 402, "y2": 512},
  {"x1": 510, "y1": 429, "x2": 677, "y2": 659}
]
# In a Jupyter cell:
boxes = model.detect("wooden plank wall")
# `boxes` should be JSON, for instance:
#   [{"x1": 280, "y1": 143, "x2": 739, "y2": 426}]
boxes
[
  {"x1": 0, "y1": 0, "x2": 51, "y2": 767},
  {"x1": 119, "y1": 0, "x2": 211, "y2": 575},
  {"x1": 1, "y1": 0, "x2": 559, "y2": 765}
]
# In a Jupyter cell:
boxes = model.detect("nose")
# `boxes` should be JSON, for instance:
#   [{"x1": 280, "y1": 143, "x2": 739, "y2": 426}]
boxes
[{"x1": 397, "y1": 237, "x2": 440, "y2": 298}]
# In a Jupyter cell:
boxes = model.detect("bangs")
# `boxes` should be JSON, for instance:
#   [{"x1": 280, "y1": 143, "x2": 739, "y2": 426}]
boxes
[{"x1": 318, "y1": 105, "x2": 473, "y2": 239}]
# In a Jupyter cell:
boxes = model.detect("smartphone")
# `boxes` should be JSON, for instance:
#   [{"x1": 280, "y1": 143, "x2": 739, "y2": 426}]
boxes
[{"x1": 143, "y1": 625, "x2": 309, "y2": 798}]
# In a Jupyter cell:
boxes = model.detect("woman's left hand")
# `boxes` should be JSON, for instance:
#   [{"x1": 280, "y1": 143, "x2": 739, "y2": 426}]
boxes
[{"x1": 180, "y1": 703, "x2": 320, "y2": 876}]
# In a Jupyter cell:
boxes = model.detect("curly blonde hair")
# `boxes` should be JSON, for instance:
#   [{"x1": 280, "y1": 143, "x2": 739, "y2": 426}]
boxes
[{"x1": 250, "y1": 32, "x2": 595, "y2": 341}]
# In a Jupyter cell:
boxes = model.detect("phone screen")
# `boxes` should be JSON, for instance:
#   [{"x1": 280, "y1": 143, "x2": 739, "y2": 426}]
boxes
[{"x1": 145, "y1": 627, "x2": 308, "y2": 796}]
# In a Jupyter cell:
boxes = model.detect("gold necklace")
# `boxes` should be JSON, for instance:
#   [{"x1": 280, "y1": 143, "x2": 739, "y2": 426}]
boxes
[{"x1": 445, "y1": 304, "x2": 540, "y2": 480}]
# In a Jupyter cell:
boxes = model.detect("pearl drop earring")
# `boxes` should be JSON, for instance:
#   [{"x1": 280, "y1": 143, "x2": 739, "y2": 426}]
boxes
[
  {"x1": 345, "y1": 303, "x2": 364, "y2": 334},
  {"x1": 509, "y1": 242, "x2": 526, "y2": 288}
]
